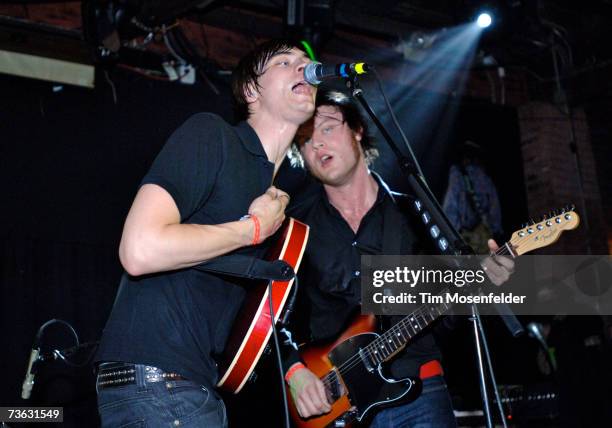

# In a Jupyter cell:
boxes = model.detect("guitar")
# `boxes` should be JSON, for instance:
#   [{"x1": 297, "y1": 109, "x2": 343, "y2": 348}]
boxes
[
  {"x1": 289, "y1": 207, "x2": 580, "y2": 428},
  {"x1": 217, "y1": 217, "x2": 309, "y2": 393}
]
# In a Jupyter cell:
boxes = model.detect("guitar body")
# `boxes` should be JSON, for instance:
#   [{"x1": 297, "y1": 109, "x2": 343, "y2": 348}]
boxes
[
  {"x1": 290, "y1": 315, "x2": 422, "y2": 428},
  {"x1": 217, "y1": 218, "x2": 309, "y2": 393}
]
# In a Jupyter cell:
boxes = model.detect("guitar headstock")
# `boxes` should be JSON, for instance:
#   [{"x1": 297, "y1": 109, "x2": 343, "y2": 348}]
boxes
[{"x1": 509, "y1": 206, "x2": 580, "y2": 255}]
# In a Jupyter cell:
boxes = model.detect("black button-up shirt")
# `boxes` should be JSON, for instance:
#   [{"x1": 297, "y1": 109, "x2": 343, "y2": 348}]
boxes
[{"x1": 288, "y1": 176, "x2": 443, "y2": 378}]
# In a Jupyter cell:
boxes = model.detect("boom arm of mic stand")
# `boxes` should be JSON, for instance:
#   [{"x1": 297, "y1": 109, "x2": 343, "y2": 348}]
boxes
[
  {"x1": 346, "y1": 77, "x2": 471, "y2": 256},
  {"x1": 346, "y1": 76, "x2": 523, "y2": 337}
]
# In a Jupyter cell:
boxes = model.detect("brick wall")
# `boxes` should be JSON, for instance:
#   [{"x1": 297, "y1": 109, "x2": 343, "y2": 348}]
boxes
[{"x1": 518, "y1": 102, "x2": 609, "y2": 254}]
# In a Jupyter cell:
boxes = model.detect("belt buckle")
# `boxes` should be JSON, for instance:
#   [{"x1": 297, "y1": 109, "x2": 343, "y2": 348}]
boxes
[{"x1": 144, "y1": 365, "x2": 165, "y2": 382}]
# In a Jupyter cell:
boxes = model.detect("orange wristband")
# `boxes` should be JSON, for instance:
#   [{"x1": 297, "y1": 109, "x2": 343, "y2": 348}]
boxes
[
  {"x1": 250, "y1": 214, "x2": 260, "y2": 245},
  {"x1": 284, "y1": 362, "x2": 305, "y2": 382}
]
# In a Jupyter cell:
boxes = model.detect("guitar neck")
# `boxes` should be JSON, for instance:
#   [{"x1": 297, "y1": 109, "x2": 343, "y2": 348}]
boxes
[
  {"x1": 362, "y1": 206, "x2": 580, "y2": 365},
  {"x1": 366, "y1": 241, "x2": 518, "y2": 364},
  {"x1": 366, "y1": 286, "x2": 455, "y2": 365}
]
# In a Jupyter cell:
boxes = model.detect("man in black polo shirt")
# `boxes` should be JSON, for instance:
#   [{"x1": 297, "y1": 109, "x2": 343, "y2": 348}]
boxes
[
  {"x1": 95, "y1": 39, "x2": 315, "y2": 428},
  {"x1": 284, "y1": 89, "x2": 514, "y2": 427}
]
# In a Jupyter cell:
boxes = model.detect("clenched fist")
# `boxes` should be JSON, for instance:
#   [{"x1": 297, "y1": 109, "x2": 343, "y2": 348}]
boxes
[{"x1": 248, "y1": 186, "x2": 290, "y2": 242}]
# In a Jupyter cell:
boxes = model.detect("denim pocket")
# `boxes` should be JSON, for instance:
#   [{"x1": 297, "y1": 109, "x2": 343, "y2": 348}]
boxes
[
  {"x1": 165, "y1": 380, "x2": 214, "y2": 423},
  {"x1": 98, "y1": 386, "x2": 155, "y2": 428}
]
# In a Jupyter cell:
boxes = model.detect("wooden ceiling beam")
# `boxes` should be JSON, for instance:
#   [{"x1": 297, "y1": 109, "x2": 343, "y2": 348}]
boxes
[{"x1": 0, "y1": 2, "x2": 528, "y2": 104}]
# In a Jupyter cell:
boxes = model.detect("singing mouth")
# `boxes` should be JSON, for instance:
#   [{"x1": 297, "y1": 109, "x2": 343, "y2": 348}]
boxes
[
  {"x1": 292, "y1": 80, "x2": 313, "y2": 95},
  {"x1": 320, "y1": 154, "x2": 333, "y2": 166}
]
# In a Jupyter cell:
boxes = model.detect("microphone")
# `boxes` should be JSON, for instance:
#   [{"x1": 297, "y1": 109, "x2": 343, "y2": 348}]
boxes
[
  {"x1": 304, "y1": 61, "x2": 371, "y2": 85},
  {"x1": 527, "y1": 322, "x2": 546, "y2": 344},
  {"x1": 527, "y1": 322, "x2": 557, "y2": 371},
  {"x1": 21, "y1": 346, "x2": 41, "y2": 399}
]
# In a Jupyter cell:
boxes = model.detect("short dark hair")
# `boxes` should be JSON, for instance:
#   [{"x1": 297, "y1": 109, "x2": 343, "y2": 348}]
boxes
[
  {"x1": 315, "y1": 89, "x2": 374, "y2": 153},
  {"x1": 232, "y1": 38, "x2": 306, "y2": 121},
  {"x1": 290, "y1": 88, "x2": 378, "y2": 167}
]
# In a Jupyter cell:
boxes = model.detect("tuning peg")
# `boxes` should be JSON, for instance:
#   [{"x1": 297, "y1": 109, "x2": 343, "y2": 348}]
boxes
[
  {"x1": 568, "y1": 203, "x2": 575, "y2": 211},
  {"x1": 560, "y1": 207, "x2": 566, "y2": 214},
  {"x1": 521, "y1": 222, "x2": 528, "y2": 229},
  {"x1": 549, "y1": 209, "x2": 557, "y2": 217}
]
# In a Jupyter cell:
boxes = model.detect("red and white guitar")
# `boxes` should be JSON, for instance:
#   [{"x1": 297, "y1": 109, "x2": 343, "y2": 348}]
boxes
[
  {"x1": 289, "y1": 207, "x2": 580, "y2": 428},
  {"x1": 217, "y1": 217, "x2": 309, "y2": 393}
]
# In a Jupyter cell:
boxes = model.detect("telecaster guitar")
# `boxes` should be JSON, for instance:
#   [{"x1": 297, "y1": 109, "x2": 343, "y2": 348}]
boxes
[{"x1": 289, "y1": 207, "x2": 580, "y2": 428}]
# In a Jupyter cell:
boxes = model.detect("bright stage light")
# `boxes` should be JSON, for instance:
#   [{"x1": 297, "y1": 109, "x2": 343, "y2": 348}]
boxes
[{"x1": 476, "y1": 13, "x2": 492, "y2": 28}]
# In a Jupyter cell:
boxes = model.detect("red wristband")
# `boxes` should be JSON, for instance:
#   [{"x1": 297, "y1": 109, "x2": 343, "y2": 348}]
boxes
[
  {"x1": 284, "y1": 362, "x2": 305, "y2": 382},
  {"x1": 250, "y1": 214, "x2": 261, "y2": 245}
]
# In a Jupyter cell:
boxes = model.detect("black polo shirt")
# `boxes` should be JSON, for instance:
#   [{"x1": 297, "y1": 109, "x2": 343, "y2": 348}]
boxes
[
  {"x1": 288, "y1": 176, "x2": 443, "y2": 378},
  {"x1": 95, "y1": 113, "x2": 275, "y2": 389}
]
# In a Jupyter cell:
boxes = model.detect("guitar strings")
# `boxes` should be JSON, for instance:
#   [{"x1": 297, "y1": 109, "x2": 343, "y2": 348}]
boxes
[
  {"x1": 326, "y1": 244, "x2": 511, "y2": 381},
  {"x1": 321, "y1": 296, "x2": 448, "y2": 388},
  {"x1": 319, "y1": 243, "x2": 519, "y2": 389}
]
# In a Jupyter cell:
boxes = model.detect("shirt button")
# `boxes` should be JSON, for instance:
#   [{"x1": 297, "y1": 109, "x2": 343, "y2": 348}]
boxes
[
  {"x1": 174, "y1": 420, "x2": 180, "y2": 426},
  {"x1": 354, "y1": 271, "x2": 360, "y2": 277},
  {"x1": 352, "y1": 241, "x2": 357, "y2": 246}
]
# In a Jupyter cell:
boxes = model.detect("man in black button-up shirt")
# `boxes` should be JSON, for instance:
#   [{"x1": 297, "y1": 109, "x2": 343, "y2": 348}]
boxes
[{"x1": 284, "y1": 89, "x2": 514, "y2": 427}]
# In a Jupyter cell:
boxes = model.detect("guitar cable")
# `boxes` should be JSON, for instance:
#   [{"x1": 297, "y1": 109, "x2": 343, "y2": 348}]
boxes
[{"x1": 268, "y1": 275, "x2": 299, "y2": 428}]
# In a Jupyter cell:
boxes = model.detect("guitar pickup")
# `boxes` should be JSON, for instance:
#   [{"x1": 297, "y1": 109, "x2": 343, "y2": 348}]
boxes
[
  {"x1": 326, "y1": 368, "x2": 346, "y2": 403},
  {"x1": 358, "y1": 348, "x2": 375, "y2": 372}
]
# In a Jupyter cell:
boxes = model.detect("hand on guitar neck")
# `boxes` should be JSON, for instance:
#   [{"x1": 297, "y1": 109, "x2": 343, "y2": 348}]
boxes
[{"x1": 481, "y1": 239, "x2": 515, "y2": 285}]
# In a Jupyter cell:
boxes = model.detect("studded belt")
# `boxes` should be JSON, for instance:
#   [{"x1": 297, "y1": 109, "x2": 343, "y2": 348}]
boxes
[{"x1": 96, "y1": 362, "x2": 187, "y2": 389}]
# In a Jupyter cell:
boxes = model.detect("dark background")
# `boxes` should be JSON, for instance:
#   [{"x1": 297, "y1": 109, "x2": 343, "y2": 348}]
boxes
[{"x1": 1, "y1": 1, "x2": 612, "y2": 427}]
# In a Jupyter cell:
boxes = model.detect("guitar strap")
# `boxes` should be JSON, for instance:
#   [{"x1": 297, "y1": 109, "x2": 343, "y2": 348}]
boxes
[
  {"x1": 377, "y1": 172, "x2": 403, "y2": 255},
  {"x1": 378, "y1": 185, "x2": 404, "y2": 325},
  {"x1": 193, "y1": 255, "x2": 295, "y2": 281}
]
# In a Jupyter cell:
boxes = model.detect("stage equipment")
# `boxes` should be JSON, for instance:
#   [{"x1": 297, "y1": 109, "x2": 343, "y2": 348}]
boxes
[
  {"x1": 304, "y1": 61, "x2": 371, "y2": 85},
  {"x1": 21, "y1": 319, "x2": 99, "y2": 399}
]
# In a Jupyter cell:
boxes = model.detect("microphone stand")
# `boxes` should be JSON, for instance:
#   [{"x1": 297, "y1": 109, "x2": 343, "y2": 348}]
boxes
[{"x1": 345, "y1": 74, "x2": 514, "y2": 428}]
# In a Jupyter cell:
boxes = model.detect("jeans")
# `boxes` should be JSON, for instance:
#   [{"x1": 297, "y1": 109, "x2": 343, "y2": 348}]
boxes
[
  {"x1": 97, "y1": 365, "x2": 227, "y2": 428},
  {"x1": 369, "y1": 376, "x2": 457, "y2": 428}
]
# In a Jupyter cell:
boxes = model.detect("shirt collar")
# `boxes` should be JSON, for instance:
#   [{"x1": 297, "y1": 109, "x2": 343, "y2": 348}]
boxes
[
  {"x1": 370, "y1": 170, "x2": 396, "y2": 204},
  {"x1": 235, "y1": 121, "x2": 268, "y2": 159}
]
